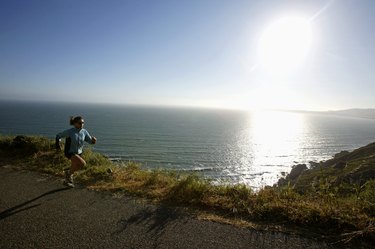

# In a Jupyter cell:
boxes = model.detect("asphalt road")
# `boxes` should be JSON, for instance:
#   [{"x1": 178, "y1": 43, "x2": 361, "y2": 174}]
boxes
[{"x1": 0, "y1": 166, "x2": 339, "y2": 249}]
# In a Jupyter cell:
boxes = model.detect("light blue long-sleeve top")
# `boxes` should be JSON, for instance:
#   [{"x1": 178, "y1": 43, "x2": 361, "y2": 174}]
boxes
[{"x1": 56, "y1": 128, "x2": 94, "y2": 154}]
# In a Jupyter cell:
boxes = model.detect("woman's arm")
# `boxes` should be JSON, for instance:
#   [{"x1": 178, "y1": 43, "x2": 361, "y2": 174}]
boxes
[
  {"x1": 84, "y1": 130, "x2": 97, "y2": 144},
  {"x1": 55, "y1": 129, "x2": 69, "y2": 150}
]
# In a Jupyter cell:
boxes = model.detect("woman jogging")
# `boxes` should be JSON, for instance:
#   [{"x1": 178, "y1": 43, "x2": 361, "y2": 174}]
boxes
[{"x1": 56, "y1": 116, "x2": 97, "y2": 187}]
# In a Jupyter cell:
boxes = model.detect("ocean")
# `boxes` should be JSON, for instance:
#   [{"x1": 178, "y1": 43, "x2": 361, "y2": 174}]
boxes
[{"x1": 1, "y1": 100, "x2": 375, "y2": 188}]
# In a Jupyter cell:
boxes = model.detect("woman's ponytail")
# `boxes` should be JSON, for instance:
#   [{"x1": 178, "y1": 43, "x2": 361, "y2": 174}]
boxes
[{"x1": 69, "y1": 116, "x2": 75, "y2": 126}]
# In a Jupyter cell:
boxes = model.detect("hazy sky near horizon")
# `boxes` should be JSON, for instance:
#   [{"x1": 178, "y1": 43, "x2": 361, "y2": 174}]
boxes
[{"x1": 1, "y1": 0, "x2": 375, "y2": 111}]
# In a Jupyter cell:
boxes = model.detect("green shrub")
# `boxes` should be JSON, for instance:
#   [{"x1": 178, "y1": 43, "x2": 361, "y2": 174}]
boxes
[
  {"x1": 76, "y1": 165, "x2": 113, "y2": 183},
  {"x1": 83, "y1": 148, "x2": 112, "y2": 167},
  {"x1": 168, "y1": 175, "x2": 210, "y2": 205},
  {"x1": 0, "y1": 135, "x2": 53, "y2": 156},
  {"x1": 360, "y1": 180, "x2": 375, "y2": 216}
]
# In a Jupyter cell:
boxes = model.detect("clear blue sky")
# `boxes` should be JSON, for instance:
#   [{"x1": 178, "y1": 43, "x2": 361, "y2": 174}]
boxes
[{"x1": 1, "y1": 0, "x2": 375, "y2": 111}]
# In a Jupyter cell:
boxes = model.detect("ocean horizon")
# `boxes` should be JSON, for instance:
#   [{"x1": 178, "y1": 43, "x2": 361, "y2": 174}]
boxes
[{"x1": 1, "y1": 100, "x2": 375, "y2": 188}]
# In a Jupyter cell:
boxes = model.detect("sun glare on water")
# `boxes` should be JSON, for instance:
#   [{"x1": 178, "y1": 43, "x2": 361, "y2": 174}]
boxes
[
  {"x1": 235, "y1": 111, "x2": 306, "y2": 188},
  {"x1": 259, "y1": 16, "x2": 312, "y2": 74}
]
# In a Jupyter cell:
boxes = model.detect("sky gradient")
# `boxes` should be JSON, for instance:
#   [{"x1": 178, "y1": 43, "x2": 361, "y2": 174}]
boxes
[{"x1": 1, "y1": 0, "x2": 375, "y2": 111}]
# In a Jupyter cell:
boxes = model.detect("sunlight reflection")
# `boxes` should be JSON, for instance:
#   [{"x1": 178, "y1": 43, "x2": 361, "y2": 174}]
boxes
[{"x1": 236, "y1": 111, "x2": 306, "y2": 188}]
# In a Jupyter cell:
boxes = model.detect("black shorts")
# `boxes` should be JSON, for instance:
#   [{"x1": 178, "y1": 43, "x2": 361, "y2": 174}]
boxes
[
  {"x1": 64, "y1": 137, "x2": 82, "y2": 159},
  {"x1": 65, "y1": 152, "x2": 82, "y2": 159}
]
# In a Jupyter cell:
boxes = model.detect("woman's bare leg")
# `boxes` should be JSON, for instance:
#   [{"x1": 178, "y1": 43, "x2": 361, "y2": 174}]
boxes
[{"x1": 70, "y1": 155, "x2": 86, "y2": 173}]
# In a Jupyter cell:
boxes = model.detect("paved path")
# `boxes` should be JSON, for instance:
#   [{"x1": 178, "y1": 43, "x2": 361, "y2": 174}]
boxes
[{"x1": 0, "y1": 166, "x2": 338, "y2": 249}]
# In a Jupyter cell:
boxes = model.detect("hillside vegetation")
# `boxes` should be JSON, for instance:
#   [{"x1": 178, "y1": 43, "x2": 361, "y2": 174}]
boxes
[
  {"x1": 0, "y1": 135, "x2": 374, "y2": 247},
  {"x1": 278, "y1": 142, "x2": 375, "y2": 192}
]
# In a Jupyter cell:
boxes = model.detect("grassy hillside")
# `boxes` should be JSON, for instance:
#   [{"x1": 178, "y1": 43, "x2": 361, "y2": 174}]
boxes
[
  {"x1": 278, "y1": 142, "x2": 375, "y2": 193},
  {"x1": 0, "y1": 135, "x2": 374, "y2": 247}
]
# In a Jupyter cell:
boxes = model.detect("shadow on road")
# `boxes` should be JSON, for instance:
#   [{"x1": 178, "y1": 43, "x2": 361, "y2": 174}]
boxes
[
  {"x1": 114, "y1": 205, "x2": 188, "y2": 236},
  {"x1": 0, "y1": 187, "x2": 71, "y2": 220},
  {"x1": 113, "y1": 205, "x2": 188, "y2": 248}
]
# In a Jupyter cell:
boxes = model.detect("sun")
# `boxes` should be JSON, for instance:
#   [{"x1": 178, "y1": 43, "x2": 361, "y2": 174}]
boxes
[{"x1": 259, "y1": 16, "x2": 312, "y2": 74}]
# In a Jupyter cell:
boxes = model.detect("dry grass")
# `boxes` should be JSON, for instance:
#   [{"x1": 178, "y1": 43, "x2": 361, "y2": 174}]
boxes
[{"x1": 1, "y1": 135, "x2": 374, "y2": 246}]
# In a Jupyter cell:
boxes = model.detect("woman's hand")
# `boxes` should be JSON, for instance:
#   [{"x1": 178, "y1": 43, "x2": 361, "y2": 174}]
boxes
[
  {"x1": 92, "y1": 136, "x2": 97, "y2": 144},
  {"x1": 55, "y1": 139, "x2": 61, "y2": 151}
]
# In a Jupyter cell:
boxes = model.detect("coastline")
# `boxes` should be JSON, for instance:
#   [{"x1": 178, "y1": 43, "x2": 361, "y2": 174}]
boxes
[
  {"x1": 2, "y1": 101, "x2": 375, "y2": 189},
  {"x1": 0, "y1": 135, "x2": 374, "y2": 247}
]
